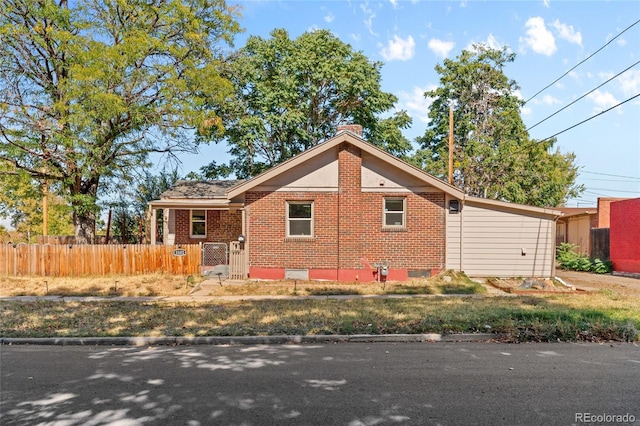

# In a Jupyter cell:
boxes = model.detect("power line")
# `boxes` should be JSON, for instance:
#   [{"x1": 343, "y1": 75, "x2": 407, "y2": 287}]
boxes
[
  {"x1": 587, "y1": 187, "x2": 640, "y2": 194},
  {"x1": 513, "y1": 92, "x2": 640, "y2": 155},
  {"x1": 579, "y1": 178, "x2": 640, "y2": 183},
  {"x1": 537, "y1": 93, "x2": 640, "y2": 143},
  {"x1": 524, "y1": 18, "x2": 640, "y2": 105},
  {"x1": 526, "y1": 60, "x2": 640, "y2": 132},
  {"x1": 581, "y1": 171, "x2": 640, "y2": 180},
  {"x1": 584, "y1": 190, "x2": 615, "y2": 197}
]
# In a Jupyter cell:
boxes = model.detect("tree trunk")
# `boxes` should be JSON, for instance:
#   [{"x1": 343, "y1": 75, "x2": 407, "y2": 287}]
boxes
[
  {"x1": 73, "y1": 211, "x2": 95, "y2": 244},
  {"x1": 71, "y1": 179, "x2": 99, "y2": 244}
]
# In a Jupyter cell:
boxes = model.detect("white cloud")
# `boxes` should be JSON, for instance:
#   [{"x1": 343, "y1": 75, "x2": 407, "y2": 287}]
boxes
[
  {"x1": 380, "y1": 35, "x2": 415, "y2": 61},
  {"x1": 616, "y1": 37, "x2": 627, "y2": 47},
  {"x1": 427, "y1": 38, "x2": 455, "y2": 58},
  {"x1": 537, "y1": 94, "x2": 562, "y2": 105},
  {"x1": 587, "y1": 89, "x2": 620, "y2": 114},
  {"x1": 324, "y1": 13, "x2": 335, "y2": 23},
  {"x1": 521, "y1": 105, "x2": 533, "y2": 117},
  {"x1": 520, "y1": 17, "x2": 556, "y2": 56},
  {"x1": 618, "y1": 69, "x2": 640, "y2": 97},
  {"x1": 465, "y1": 34, "x2": 507, "y2": 53},
  {"x1": 389, "y1": 0, "x2": 398, "y2": 9},
  {"x1": 484, "y1": 34, "x2": 504, "y2": 50},
  {"x1": 551, "y1": 20, "x2": 582, "y2": 46},
  {"x1": 361, "y1": 3, "x2": 377, "y2": 36},
  {"x1": 398, "y1": 85, "x2": 437, "y2": 124}
]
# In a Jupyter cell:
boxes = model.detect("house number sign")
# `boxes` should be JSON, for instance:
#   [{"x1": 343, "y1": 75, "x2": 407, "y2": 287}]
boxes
[{"x1": 173, "y1": 248, "x2": 187, "y2": 256}]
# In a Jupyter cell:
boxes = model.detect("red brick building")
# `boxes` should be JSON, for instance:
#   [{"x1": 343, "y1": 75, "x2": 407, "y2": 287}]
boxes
[
  {"x1": 150, "y1": 127, "x2": 561, "y2": 281},
  {"x1": 610, "y1": 198, "x2": 640, "y2": 274}
]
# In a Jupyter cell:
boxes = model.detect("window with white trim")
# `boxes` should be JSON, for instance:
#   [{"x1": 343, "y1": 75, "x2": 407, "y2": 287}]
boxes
[
  {"x1": 384, "y1": 198, "x2": 406, "y2": 227},
  {"x1": 287, "y1": 201, "x2": 313, "y2": 237},
  {"x1": 191, "y1": 210, "x2": 206, "y2": 237}
]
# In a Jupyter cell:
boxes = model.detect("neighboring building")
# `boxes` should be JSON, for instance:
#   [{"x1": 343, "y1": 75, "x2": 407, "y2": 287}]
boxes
[
  {"x1": 555, "y1": 208, "x2": 598, "y2": 255},
  {"x1": 610, "y1": 198, "x2": 640, "y2": 274},
  {"x1": 553, "y1": 198, "x2": 630, "y2": 260},
  {"x1": 149, "y1": 126, "x2": 561, "y2": 281},
  {"x1": 596, "y1": 197, "x2": 628, "y2": 228}
]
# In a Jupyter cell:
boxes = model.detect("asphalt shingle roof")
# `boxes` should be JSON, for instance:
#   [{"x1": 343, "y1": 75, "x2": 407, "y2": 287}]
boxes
[{"x1": 160, "y1": 180, "x2": 243, "y2": 199}]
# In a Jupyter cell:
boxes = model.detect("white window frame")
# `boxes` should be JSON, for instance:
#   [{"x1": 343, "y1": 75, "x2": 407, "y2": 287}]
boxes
[
  {"x1": 286, "y1": 201, "x2": 314, "y2": 237},
  {"x1": 383, "y1": 197, "x2": 406, "y2": 228},
  {"x1": 191, "y1": 209, "x2": 207, "y2": 238}
]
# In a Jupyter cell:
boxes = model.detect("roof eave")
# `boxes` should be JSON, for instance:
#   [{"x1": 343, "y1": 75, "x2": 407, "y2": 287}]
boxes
[
  {"x1": 227, "y1": 132, "x2": 466, "y2": 199},
  {"x1": 464, "y1": 196, "x2": 563, "y2": 218}
]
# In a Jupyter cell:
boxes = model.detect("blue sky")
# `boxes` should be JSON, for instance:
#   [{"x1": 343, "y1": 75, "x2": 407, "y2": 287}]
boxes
[{"x1": 178, "y1": 0, "x2": 640, "y2": 208}]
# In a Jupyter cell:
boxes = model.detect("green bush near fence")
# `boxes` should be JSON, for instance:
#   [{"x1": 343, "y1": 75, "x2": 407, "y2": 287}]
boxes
[{"x1": 556, "y1": 243, "x2": 612, "y2": 274}]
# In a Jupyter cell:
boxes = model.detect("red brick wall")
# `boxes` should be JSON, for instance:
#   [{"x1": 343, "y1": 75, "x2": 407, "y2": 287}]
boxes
[
  {"x1": 597, "y1": 198, "x2": 627, "y2": 228},
  {"x1": 610, "y1": 198, "x2": 640, "y2": 273},
  {"x1": 246, "y1": 143, "x2": 446, "y2": 280},
  {"x1": 174, "y1": 209, "x2": 242, "y2": 245}
]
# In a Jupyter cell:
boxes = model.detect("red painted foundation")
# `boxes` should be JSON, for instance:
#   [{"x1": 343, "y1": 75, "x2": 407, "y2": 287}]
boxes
[{"x1": 249, "y1": 267, "x2": 410, "y2": 282}]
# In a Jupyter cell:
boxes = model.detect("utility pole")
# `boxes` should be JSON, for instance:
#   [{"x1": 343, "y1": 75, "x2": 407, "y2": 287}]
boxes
[
  {"x1": 448, "y1": 105, "x2": 454, "y2": 185},
  {"x1": 41, "y1": 134, "x2": 48, "y2": 238}
]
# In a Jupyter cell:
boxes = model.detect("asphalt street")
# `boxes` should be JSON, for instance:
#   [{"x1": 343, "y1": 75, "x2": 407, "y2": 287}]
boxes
[{"x1": 1, "y1": 342, "x2": 639, "y2": 425}]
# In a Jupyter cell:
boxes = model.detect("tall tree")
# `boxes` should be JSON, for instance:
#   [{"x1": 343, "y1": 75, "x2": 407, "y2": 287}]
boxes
[
  {"x1": 199, "y1": 28, "x2": 412, "y2": 179},
  {"x1": 0, "y1": 164, "x2": 74, "y2": 239},
  {"x1": 105, "y1": 167, "x2": 181, "y2": 243},
  {"x1": 415, "y1": 44, "x2": 582, "y2": 207},
  {"x1": 0, "y1": 0, "x2": 240, "y2": 243}
]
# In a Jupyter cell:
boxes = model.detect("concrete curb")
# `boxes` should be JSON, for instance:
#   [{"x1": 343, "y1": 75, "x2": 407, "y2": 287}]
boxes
[{"x1": 0, "y1": 333, "x2": 499, "y2": 346}]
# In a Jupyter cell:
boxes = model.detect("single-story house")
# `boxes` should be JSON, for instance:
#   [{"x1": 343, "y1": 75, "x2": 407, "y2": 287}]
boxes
[
  {"x1": 149, "y1": 125, "x2": 561, "y2": 281},
  {"x1": 555, "y1": 207, "x2": 598, "y2": 255}
]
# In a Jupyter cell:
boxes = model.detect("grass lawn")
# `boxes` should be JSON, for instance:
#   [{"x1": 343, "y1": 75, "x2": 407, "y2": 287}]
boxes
[
  {"x1": 0, "y1": 271, "x2": 485, "y2": 297},
  {"x1": 1, "y1": 272, "x2": 638, "y2": 342},
  {"x1": 2, "y1": 293, "x2": 638, "y2": 342},
  {"x1": 0, "y1": 274, "x2": 200, "y2": 297}
]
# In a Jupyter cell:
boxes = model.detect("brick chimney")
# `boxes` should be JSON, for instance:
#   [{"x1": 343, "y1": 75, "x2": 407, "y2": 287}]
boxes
[{"x1": 337, "y1": 124, "x2": 363, "y2": 136}]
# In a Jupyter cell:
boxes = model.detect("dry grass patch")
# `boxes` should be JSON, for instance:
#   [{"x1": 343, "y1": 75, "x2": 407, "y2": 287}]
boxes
[
  {"x1": 0, "y1": 274, "x2": 204, "y2": 297},
  {"x1": 2, "y1": 293, "x2": 638, "y2": 342},
  {"x1": 206, "y1": 271, "x2": 485, "y2": 297}
]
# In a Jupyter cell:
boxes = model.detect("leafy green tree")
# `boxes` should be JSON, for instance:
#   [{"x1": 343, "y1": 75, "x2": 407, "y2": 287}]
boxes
[
  {"x1": 0, "y1": 0, "x2": 240, "y2": 243},
  {"x1": 415, "y1": 45, "x2": 582, "y2": 207},
  {"x1": 199, "y1": 28, "x2": 412, "y2": 179},
  {"x1": 0, "y1": 165, "x2": 74, "y2": 239},
  {"x1": 105, "y1": 168, "x2": 180, "y2": 243}
]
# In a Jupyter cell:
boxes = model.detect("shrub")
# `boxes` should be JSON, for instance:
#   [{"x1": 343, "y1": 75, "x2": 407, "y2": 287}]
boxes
[{"x1": 556, "y1": 243, "x2": 612, "y2": 274}]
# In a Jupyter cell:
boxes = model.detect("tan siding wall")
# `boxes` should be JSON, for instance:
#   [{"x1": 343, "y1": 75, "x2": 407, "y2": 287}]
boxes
[
  {"x1": 567, "y1": 216, "x2": 591, "y2": 255},
  {"x1": 460, "y1": 202, "x2": 555, "y2": 277}
]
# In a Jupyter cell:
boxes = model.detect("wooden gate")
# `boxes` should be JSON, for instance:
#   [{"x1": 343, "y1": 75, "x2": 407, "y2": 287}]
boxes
[
  {"x1": 229, "y1": 241, "x2": 247, "y2": 280},
  {"x1": 202, "y1": 242, "x2": 228, "y2": 277}
]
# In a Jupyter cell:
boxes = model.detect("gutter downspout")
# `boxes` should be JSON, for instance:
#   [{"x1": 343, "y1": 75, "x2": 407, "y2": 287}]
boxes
[
  {"x1": 551, "y1": 212, "x2": 563, "y2": 280},
  {"x1": 459, "y1": 195, "x2": 466, "y2": 272}
]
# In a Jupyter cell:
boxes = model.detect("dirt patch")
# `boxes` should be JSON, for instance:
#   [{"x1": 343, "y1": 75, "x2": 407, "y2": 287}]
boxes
[
  {"x1": 487, "y1": 277, "x2": 579, "y2": 294},
  {"x1": 556, "y1": 271, "x2": 640, "y2": 298}
]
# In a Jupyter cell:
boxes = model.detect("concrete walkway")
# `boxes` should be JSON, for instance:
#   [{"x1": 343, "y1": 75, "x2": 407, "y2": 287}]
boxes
[{"x1": 0, "y1": 291, "x2": 491, "y2": 303}]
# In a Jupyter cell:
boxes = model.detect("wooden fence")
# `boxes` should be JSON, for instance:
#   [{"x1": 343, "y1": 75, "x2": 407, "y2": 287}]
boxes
[
  {"x1": 590, "y1": 228, "x2": 610, "y2": 261},
  {"x1": 0, "y1": 244, "x2": 202, "y2": 277}
]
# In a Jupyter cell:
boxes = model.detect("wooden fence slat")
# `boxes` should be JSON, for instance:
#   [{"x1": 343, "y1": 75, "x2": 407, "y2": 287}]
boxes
[{"x1": 0, "y1": 244, "x2": 202, "y2": 277}]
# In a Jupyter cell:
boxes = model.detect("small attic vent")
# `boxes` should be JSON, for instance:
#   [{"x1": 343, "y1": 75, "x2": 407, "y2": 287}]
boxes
[{"x1": 337, "y1": 124, "x2": 363, "y2": 136}]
